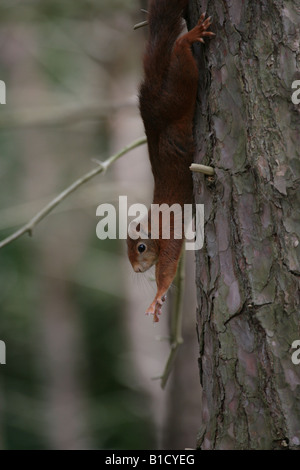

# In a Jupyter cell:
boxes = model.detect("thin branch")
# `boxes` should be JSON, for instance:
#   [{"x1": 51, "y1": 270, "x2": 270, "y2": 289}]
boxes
[
  {"x1": 160, "y1": 248, "x2": 186, "y2": 389},
  {"x1": 0, "y1": 136, "x2": 147, "y2": 250},
  {"x1": 133, "y1": 20, "x2": 148, "y2": 30}
]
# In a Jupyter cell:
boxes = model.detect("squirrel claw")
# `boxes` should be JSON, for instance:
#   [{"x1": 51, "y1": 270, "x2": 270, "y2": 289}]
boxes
[{"x1": 191, "y1": 12, "x2": 214, "y2": 44}]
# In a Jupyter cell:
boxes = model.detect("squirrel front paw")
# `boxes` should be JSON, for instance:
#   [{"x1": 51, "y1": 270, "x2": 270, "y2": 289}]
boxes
[{"x1": 146, "y1": 295, "x2": 166, "y2": 323}]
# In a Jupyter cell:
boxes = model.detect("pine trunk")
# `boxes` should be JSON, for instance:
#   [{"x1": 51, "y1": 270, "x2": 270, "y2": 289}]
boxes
[{"x1": 191, "y1": 0, "x2": 300, "y2": 450}]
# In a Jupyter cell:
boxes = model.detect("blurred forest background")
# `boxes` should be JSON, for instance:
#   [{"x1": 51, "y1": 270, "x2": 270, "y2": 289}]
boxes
[{"x1": 0, "y1": 0, "x2": 201, "y2": 449}]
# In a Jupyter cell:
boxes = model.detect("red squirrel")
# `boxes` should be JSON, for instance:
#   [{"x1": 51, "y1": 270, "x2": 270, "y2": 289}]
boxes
[{"x1": 127, "y1": 0, "x2": 214, "y2": 322}]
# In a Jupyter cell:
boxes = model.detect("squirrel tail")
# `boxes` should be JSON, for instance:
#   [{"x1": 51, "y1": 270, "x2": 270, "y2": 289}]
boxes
[{"x1": 144, "y1": 0, "x2": 189, "y2": 78}]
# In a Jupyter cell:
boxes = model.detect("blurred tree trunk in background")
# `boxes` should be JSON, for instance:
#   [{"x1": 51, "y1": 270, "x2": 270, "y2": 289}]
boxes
[
  {"x1": 10, "y1": 28, "x2": 92, "y2": 450},
  {"x1": 191, "y1": 0, "x2": 300, "y2": 449},
  {"x1": 162, "y1": 252, "x2": 202, "y2": 450}
]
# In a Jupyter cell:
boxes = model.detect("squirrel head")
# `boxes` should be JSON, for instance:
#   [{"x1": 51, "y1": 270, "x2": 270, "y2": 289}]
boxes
[
  {"x1": 127, "y1": 213, "x2": 159, "y2": 273},
  {"x1": 127, "y1": 236, "x2": 159, "y2": 273}
]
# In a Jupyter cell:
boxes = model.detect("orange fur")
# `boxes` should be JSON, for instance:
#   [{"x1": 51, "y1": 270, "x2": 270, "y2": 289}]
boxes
[{"x1": 127, "y1": 1, "x2": 214, "y2": 321}]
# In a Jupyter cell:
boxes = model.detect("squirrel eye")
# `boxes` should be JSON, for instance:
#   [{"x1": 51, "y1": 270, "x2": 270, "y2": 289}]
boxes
[{"x1": 138, "y1": 243, "x2": 146, "y2": 254}]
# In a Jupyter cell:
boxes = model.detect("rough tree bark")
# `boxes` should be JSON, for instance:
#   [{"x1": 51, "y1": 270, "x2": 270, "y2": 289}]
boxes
[{"x1": 190, "y1": 0, "x2": 300, "y2": 450}]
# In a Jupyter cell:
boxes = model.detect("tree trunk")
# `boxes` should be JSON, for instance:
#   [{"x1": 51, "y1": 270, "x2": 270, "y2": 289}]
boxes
[{"x1": 191, "y1": 0, "x2": 300, "y2": 450}]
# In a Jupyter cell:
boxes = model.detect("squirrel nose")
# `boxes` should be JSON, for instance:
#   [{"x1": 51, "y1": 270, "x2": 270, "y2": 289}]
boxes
[{"x1": 134, "y1": 265, "x2": 142, "y2": 273}]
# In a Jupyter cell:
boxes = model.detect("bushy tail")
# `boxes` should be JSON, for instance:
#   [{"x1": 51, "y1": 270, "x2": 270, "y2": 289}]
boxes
[{"x1": 144, "y1": 0, "x2": 189, "y2": 79}]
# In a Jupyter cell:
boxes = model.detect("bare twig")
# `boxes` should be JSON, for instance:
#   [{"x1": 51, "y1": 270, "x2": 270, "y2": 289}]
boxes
[
  {"x1": 0, "y1": 136, "x2": 147, "y2": 250},
  {"x1": 133, "y1": 20, "x2": 148, "y2": 30},
  {"x1": 160, "y1": 248, "x2": 186, "y2": 389}
]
